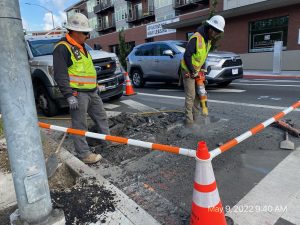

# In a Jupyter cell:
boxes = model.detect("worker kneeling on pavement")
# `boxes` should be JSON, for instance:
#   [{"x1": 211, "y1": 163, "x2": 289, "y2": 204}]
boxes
[
  {"x1": 53, "y1": 13, "x2": 110, "y2": 164},
  {"x1": 181, "y1": 15, "x2": 225, "y2": 127}
]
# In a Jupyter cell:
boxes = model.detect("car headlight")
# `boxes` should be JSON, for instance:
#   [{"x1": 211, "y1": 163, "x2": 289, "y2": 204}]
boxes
[
  {"x1": 112, "y1": 57, "x2": 122, "y2": 74},
  {"x1": 206, "y1": 57, "x2": 221, "y2": 63}
]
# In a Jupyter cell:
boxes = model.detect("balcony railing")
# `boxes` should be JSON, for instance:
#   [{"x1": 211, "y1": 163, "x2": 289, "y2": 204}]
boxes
[
  {"x1": 127, "y1": 10, "x2": 154, "y2": 22},
  {"x1": 94, "y1": 0, "x2": 114, "y2": 14},
  {"x1": 173, "y1": 0, "x2": 207, "y2": 9},
  {"x1": 97, "y1": 19, "x2": 116, "y2": 31}
]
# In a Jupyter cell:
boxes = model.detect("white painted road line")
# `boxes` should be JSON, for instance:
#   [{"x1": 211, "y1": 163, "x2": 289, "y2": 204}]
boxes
[
  {"x1": 207, "y1": 88, "x2": 246, "y2": 93},
  {"x1": 240, "y1": 79, "x2": 300, "y2": 83},
  {"x1": 226, "y1": 148, "x2": 300, "y2": 225},
  {"x1": 157, "y1": 89, "x2": 182, "y2": 92},
  {"x1": 106, "y1": 111, "x2": 122, "y2": 118},
  {"x1": 137, "y1": 92, "x2": 300, "y2": 112},
  {"x1": 104, "y1": 103, "x2": 120, "y2": 109},
  {"x1": 232, "y1": 82, "x2": 300, "y2": 88},
  {"x1": 121, "y1": 99, "x2": 159, "y2": 112}
]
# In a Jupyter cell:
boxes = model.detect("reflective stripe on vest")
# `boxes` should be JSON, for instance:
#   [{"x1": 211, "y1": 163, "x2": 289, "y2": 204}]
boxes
[
  {"x1": 181, "y1": 32, "x2": 211, "y2": 73},
  {"x1": 55, "y1": 41, "x2": 97, "y2": 90}
]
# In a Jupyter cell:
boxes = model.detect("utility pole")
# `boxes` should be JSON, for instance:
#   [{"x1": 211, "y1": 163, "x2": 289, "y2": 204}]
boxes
[{"x1": 0, "y1": 0, "x2": 64, "y2": 224}]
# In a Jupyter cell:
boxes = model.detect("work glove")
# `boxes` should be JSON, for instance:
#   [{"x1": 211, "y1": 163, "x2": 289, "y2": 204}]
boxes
[
  {"x1": 190, "y1": 71, "x2": 199, "y2": 79},
  {"x1": 67, "y1": 96, "x2": 79, "y2": 110}
]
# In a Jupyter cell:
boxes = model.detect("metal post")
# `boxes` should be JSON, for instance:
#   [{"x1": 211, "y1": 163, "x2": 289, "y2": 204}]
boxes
[
  {"x1": 273, "y1": 41, "x2": 283, "y2": 74},
  {"x1": 51, "y1": 12, "x2": 55, "y2": 29},
  {"x1": 0, "y1": 0, "x2": 53, "y2": 223}
]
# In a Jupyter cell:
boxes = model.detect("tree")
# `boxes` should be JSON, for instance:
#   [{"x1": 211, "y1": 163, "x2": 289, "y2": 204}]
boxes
[{"x1": 118, "y1": 28, "x2": 131, "y2": 69}]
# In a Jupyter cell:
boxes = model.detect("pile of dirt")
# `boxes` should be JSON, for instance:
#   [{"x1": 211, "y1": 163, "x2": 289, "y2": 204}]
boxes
[{"x1": 51, "y1": 177, "x2": 116, "y2": 225}]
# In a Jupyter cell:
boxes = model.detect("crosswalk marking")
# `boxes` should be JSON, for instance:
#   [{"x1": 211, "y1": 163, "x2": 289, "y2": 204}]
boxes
[
  {"x1": 226, "y1": 148, "x2": 300, "y2": 225},
  {"x1": 121, "y1": 99, "x2": 159, "y2": 112},
  {"x1": 106, "y1": 111, "x2": 122, "y2": 118},
  {"x1": 207, "y1": 88, "x2": 245, "y2": 93},
  {"x1": 137, "y1": 92, "x2": 300, "y2": 112},
  {"x1": 103, "y1": 103, "x2": 120, "y2": 109}
]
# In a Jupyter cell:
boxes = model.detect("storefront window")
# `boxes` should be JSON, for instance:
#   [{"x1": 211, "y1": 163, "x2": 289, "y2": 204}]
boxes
[{"x1": 249, "y1": 16, "x2": 288, "y2": 52}]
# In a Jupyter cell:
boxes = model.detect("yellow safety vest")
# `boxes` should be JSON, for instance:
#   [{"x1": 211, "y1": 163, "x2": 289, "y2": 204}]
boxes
[
  {"x1": 181, "y1": 32, "x2": 211, "y2": 73},
  {"x1": 55, "y1": 41, "x2": 97, "y2": 90}
]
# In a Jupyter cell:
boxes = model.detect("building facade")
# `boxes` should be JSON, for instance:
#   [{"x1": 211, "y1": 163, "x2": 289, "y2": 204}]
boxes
[{"x1": 65, "y1": 0, "x2": 300, "y2": 70}]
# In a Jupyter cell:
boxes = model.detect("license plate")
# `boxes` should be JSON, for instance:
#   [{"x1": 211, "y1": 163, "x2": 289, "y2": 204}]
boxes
[
  {"x1": 232, "y1": 69, "x2": 238, "y2": 75},
  {"x1": 98, "y1": 85, "x2": 106, "y2": 92}
]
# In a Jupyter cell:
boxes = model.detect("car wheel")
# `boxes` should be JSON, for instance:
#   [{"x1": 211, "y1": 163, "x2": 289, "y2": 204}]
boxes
[
  {"x1": 217, "y1": 81, "x2": 232, "y2": 88},
  {"x1": 37, "y1": 85, "x2": 58, "y2": 117},
  {"x1": 110, "y1": 92, "x2": 123, "y2": 100},
  {"x1": 131, "y1": 69, "x2": 145, "y2": 88}
]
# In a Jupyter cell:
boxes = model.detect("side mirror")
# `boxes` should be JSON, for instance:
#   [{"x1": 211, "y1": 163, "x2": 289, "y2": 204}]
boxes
[
  {"x1": 163, "y1": 49, "x2": 173, "y2": 57},
  {"x1": 94, "y1": 44, "x2": 102, "y2": 50}
]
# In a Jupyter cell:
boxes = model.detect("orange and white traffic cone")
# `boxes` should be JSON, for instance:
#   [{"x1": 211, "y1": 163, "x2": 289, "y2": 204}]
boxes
[
  {"x1": 190, "y1": 141, "x2": 227, "y2": 225},
  {"x1": 124, "y1": 72, "x2": 136, "y2": 96}
]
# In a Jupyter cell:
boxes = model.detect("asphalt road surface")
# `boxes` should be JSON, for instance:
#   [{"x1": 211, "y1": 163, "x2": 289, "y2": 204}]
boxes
[{"x1": 39, "y1": 77, "x2": 300, "y2": 225}]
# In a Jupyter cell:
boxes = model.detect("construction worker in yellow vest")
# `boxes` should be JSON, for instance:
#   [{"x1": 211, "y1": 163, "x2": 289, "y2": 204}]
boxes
[
  {"x1": 181, "y1": 15, "x2": 225, "y2": 127},
  {"x1": 53, "y1": 13, "x2": 110, "y2": 164}
]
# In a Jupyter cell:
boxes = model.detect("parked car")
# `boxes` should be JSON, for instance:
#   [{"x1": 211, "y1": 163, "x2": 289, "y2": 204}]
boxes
[
  {"x1": 25, "y1": 34, "x2": 124, "y2": 116},
  {"x1": 126, "y1": 40, "x2": 243, "y2": 88}
]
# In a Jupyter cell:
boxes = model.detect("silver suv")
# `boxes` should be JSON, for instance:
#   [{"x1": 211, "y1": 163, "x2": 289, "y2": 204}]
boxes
[{"x1": 126, "y1": 40, "x2": 243, "y2": 88}]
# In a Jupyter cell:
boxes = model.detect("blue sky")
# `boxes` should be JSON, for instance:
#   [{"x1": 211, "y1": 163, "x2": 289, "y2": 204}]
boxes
[{"x1": 20, "y1": 0, "x2": 78, "y2": 31}]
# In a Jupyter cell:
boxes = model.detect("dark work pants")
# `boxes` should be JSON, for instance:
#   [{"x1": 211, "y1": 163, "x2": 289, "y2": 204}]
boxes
[{"x1": 70, "y1": 90, "x2": 110, "y2": 159}]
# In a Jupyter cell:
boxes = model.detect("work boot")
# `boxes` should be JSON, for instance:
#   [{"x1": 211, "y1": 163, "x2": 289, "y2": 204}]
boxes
[{"x1": 82, "y1": 153, "x2": 102, "y2": 164}]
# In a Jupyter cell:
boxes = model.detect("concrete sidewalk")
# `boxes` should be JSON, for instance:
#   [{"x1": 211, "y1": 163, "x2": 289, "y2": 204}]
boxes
[{"x1": 243, "y1": 70, "x2": 300, "y2": 79}]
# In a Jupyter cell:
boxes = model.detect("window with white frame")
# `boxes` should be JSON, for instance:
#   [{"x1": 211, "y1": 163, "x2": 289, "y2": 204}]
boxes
[
  {"x1": 154, "y1": 0, "x2": 172, "y2": 8},
  {"x1": 115, "y1": 8, "x2": 127, "y2": 22}
]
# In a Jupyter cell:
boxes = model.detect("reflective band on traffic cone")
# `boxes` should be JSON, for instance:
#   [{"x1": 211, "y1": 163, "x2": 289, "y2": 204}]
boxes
[
  {"x1": 124, "y1": 72, "x2": 136, "y2": 96},
  {"x1": 190, "y1": 141, "x2": 226, "y2": 225}
]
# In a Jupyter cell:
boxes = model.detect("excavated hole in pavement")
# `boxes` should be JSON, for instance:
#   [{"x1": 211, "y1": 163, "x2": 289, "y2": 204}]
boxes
[
  {"x1": 0, "y1": 132, "x2": 117, "y2": 225},
  {"x1": 0, "y1": 112, "x2": 225, "y2": 225},
  {"x1": 87, "y1": 112, "x2": 223, "y2": 165}
]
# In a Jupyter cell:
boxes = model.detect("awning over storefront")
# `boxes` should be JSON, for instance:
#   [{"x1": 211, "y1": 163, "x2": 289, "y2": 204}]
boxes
[{"x1": 163, "y1": 0, "x2": 300, "y2": 29}]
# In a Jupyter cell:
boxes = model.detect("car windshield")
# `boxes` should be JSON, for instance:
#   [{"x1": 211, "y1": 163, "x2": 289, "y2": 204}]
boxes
[
  {"x1": 28, "y1": 38, "x2": 93, "y2": 57},
  {"x1": 28, "y1": 38, "x2": 61, "y2": 57},
  {"x1": 173, "y1": 41, "x2": 187, "y2": 53}
]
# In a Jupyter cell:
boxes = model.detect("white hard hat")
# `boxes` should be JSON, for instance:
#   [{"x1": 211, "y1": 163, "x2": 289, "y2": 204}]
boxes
[
  {"x1": 206, "y1": 15, "x2": 225, "y2": 32},
  {"x1": 64, "y1": 13, "x2": 93, "y2": 32}
]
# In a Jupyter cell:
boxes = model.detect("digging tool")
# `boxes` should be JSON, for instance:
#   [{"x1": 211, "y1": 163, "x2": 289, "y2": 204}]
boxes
[
  {"x1": 280, "y1": 131, "x2": 295, "y2": 150},
  {"x1": 273, "y1": 120, "x2": 300, "y2": 137},
  {"x1": 195, "y1": 70, "x2": 210, "y2": 125},
  {"x1": 46, "y1": 132, "x2": 67, "y2": 178}
]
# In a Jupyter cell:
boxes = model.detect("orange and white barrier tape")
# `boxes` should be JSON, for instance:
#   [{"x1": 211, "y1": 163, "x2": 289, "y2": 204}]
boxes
[
  {"x1": 190, "y1": 141, "x2": 227, "y2": 225},
  {"x1": 38, "y1": 122, "x2": 196, "y2": 157},
  {"x1": 210, "y1": 101, "x2": 300, "y2": 159}
]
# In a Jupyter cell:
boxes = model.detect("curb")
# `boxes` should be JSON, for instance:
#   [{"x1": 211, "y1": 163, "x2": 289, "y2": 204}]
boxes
[
  {"x1": 243, "y1": 74, "x2": 300, "y2": 79},
  {"x1": 59, "y1": 147, "x2": 161, "y2": 225}
]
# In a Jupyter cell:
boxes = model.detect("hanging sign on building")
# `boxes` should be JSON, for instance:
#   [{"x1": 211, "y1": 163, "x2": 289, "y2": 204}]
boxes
[{"x1": 146, "y1": 18, "x2": 179, "y2": 38}]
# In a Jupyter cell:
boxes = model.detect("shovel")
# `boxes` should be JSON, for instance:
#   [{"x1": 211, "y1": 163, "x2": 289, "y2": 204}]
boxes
[
  {"x1": 280, "y1": 131, "x2": 295, "y2": 150},
  {"x1": 46, "y1": 133, "x2": 67, "y2": 178}
]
